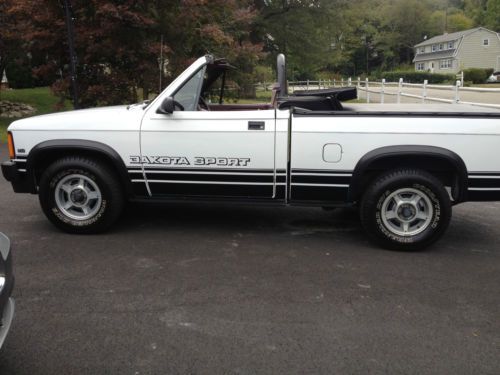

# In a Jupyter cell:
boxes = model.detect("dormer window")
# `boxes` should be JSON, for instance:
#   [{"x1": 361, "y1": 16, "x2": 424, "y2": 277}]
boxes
[
  {"x1": 432, "y1": 45, "x2": 437, "y2": 52},
  {"x1": 447, "y1": 41, "x2": 454, "y2": 49},
  {"x1": 419, "y1": 47, "x2": 425, "y2": 53},
  {"x1": 439, "y1": 43, "x2": 444, "y2": 50}
]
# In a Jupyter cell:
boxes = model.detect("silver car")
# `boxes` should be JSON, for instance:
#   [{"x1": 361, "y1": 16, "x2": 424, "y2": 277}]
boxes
[
  {"x1": 0, "y1": 233, "x2": 14, "y2": 349},
  {"x1": 487, "y1": 71, "x2": 500, "y2": 82}
]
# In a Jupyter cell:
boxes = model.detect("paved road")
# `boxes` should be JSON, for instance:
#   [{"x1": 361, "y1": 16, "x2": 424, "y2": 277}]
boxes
[{"x1": 0, "y1": 146, "x2": 498, "y2": 374}]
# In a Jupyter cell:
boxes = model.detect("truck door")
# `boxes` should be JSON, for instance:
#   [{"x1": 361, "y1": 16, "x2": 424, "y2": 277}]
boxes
[{"x1": 139, "y1": 66, "x2": 277, "y2": 199}]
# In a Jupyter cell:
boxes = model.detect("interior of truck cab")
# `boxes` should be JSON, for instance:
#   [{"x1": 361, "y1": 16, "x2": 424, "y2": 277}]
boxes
[{"x1": 186, "y1": 54, "x2": 357, "y2": 112}]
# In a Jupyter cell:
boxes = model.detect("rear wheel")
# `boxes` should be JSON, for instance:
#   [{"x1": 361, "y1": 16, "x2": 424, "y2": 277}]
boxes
[
  {"x1": 360, "y1": 169, "x2": 452, "y2": 251},
  {"x1": 39, "y1": 156, "x2": 124, "y2": 233}
]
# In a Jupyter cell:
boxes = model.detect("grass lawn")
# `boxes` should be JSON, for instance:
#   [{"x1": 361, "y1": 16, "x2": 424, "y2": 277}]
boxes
[
  {"x1": 0, "y1": 87, "x2": 72, "y2": 142},
  {"x1": 231, "y1": 90, "x2": 273, "y2": 104},
  {"x1": 472, "y1": 83, "x2": 500, "y2": 88}
]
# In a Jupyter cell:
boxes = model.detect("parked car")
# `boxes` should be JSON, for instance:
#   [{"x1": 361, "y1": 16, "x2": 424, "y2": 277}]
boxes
[
  {"x1": 486, "y1": 71, "x2": 500, "y2": 83},
  {"x1": 0, "y1": 233, "x2": 14, "y2": 349},
  {"x1": 2, "y1": 54, "x2": 500, "y2": 250}
]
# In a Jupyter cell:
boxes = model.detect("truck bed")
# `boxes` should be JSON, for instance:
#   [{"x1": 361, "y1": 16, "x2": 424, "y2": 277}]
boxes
[{"x1": 343, "y1": 103, "x2": 500, "y2": 114}]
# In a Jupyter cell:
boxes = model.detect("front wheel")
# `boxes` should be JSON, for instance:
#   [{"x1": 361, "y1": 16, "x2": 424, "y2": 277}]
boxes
[
  {"x1": 360, "y1": 169, "x2": 452, "y2": 251},
  {"x1": 39, "y1": 156, "x2": 124, "y2": 234}
]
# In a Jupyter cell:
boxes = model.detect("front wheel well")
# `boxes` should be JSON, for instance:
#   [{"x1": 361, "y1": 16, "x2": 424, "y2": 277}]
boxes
[
  {"x1": 33, "y1": 150, "x2": 114, "y2": 182},
  {"x1": 26, "y1": 142, "x2": 133, "y2": 197}
]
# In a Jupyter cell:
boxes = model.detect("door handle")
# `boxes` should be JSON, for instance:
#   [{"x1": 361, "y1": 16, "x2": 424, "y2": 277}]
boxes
[{"x1": 248, "y1": 121, "x2": 265, "y2": 130}]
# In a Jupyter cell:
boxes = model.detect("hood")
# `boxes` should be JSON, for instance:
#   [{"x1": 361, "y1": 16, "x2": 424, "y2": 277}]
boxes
[{"x1": 8, "y1": 105, "x2": 144, "y2": 132}]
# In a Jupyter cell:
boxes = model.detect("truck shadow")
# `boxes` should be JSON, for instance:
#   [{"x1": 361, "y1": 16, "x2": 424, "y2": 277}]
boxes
[
  {"x1": 113, "y1": 202, "x2": 500, "y2": 254},
  {"x1": 116, "y1": 202, "x2": 363, "y2": 237}
]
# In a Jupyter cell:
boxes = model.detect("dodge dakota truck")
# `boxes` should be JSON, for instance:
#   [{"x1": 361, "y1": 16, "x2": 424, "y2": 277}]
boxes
[{"x1": 3, "y1": 54, "x2": 500, "y2": 250}]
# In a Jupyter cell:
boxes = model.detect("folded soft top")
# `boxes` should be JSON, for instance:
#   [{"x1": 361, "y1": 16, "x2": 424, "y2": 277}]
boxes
[{"x1": 292, "y1": 87, "x2": 357, "y2": 102}]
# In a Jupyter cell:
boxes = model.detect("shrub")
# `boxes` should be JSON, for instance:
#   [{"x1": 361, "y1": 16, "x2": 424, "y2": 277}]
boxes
[
  {"x1": 463, "y1": 68, "x2": 494, "y2": 84},
  {"x1": 380, "y1": 71, "x2": 456, "y2": 84},
  {"x1": 5, "y1": 59, "x2": 35, "y2": 89}
]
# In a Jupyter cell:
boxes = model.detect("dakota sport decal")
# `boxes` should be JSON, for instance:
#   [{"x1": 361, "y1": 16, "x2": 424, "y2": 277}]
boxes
[{"x1": 130, "y1": 156, "x2": 251, "y2": 167}]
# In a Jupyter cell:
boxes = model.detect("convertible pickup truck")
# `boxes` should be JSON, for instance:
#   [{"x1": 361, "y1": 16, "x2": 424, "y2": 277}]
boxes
[{"x1": 3, "y1": 54, "x2": 500, "y2": 250}]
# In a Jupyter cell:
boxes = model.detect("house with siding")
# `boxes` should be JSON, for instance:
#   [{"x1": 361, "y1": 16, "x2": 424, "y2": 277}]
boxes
[{"x1": 413, "y1": 27, "x2": 500, "y2": 74}]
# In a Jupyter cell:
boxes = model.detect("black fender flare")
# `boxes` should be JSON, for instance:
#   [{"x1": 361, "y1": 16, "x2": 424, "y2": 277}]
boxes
[
  {"x1": 349, "y1": 145, "x2": 469, "y2": 202},
  {"x1": 26, "y1": 139, "x2": 134, "y2": 197}
]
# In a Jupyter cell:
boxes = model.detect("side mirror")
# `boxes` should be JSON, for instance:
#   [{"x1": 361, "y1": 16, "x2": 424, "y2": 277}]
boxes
[
  {"x1": 157, "y1": 97, "x2": 185, "y2": 114},
  {"x1": 157, "y1": 97, "x2": 176, "y2": 114}
]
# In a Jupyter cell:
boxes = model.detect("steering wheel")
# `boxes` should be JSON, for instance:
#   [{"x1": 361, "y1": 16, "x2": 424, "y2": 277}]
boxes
[
  {"x1": 173, "y1": 100, "x2": 184, "y2": 111},
  {"x1": 198, "y1": 96, "x2": 211, "y2": 111}
]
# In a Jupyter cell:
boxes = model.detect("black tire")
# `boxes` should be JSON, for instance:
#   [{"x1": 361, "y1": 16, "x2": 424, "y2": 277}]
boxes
[
  {"x1": 360, "y1": 169, "x2": 452, "y2": 251},
  {"x1": 38, "y1": 156, "x2": 124, "y2": 234}
]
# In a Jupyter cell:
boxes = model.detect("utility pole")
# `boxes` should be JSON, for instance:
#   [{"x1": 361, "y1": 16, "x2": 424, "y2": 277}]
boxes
[
  {"x1": 159, "y1": 34, "x2": 164, "y2": 94},
  {"x1": 444, "y1": 0, "x2": 449, "y2": 33},
  {"x1": 63, "y1": 0, "x2": 79, "y2": 109}
]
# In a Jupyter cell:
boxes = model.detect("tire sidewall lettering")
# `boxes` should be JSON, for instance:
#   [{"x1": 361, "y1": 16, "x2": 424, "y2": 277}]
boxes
[
  {"x1": 48, "y1": 168, "x2": 107, "y2": 227},
  {"x1": 375, "y1": 182, "x2": 441, "y2": 244}
]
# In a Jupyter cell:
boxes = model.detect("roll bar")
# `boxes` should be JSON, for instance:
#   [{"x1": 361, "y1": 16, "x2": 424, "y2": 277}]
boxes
[{"x1": 277, "y1": 54, "x2": 287, "y2": 97}]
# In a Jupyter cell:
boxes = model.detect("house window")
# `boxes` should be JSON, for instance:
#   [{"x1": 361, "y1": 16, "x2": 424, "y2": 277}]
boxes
[
  {"x1": 439, "y1": 43, "x2": 444, "y2": 50},
  {"x1": 420, "y1": 47, "x2": 425, "y2": 53},
  {"x1": 483, "y1": 39, "x2": 490, "y2": 46},
  {"x1": 447, "y1": 41, "x2": 454, "y2": 49},
  {"x1": 416, "y1": 63, "x2": 425, "y2": 71},
  {"x1": 432, "y1": 44, "x2": 437, "y2": 52},
  {"x1": 439, "y1": 59, "x2": 453, "y2": 69}
]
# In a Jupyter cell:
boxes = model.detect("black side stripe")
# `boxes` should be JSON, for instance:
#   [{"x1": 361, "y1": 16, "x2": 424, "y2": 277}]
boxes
[
  {"x1": 292, "y1": 170, "x2": 352, "y2": 176},
  {"x1": 127, "y1": 167, "x2": 288, "y2": 200},
  {"x1": 142, "y1": 173, "x2": 275, "y2": 183},
  {"x1": 468, "y1": 172, "x2": 500, "y2": 176},
  {"x1": 148, "y1": 182, "x2": 276, "y2": 198},
  {"x1": 129, "y1": 172, "x2": 144, "y2": 180},
  {"x1": 127, "y1": 166, "x2": 286, "y2": 174},
  {"x1": 468, "y1": 173, "x2": 500, "y2": 190},
  {"x1": 292, "y1": 175, "x2": 351, "y2": 185}
]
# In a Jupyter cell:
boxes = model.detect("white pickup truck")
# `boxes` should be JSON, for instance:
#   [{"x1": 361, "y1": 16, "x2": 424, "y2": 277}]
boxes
[{"x1": 3, "y1": 54, "x2": 500, "y2": 250}]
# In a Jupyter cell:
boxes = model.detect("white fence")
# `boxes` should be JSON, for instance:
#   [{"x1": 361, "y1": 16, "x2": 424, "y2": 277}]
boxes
[{"x1": 287, "y1": 78, "x2": 500, "y2": 109}]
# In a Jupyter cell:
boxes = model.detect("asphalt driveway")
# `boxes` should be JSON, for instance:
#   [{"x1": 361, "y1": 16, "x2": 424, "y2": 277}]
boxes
[{"x1": 0, "y1": 145, "x2": 498, "y2": 374}]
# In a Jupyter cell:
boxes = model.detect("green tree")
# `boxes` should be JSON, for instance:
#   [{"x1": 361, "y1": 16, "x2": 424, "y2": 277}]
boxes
[
  {"x1": 5, "y1": 0, "x2": 162, "y2": 107},
  {"x1": 255, "y1": 0, "x2": 351, "y2": 79},
  {"x1": 160, "y1": 0, "x2": 263, "y2": 96},
  {"x1": 429, "y1": 9, "x2": 475, "y2": 34},
  {"x1": 464, "y1": 0, "x2": 487, "y2": 25},
  {"x1": 485, "y1": 0, "x2": 500, "y2": 31}
]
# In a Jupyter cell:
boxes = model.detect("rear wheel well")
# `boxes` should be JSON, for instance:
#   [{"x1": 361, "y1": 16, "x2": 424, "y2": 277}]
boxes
[{"x1": 351, "y1": 154, "x2": 466, "y2": 203}]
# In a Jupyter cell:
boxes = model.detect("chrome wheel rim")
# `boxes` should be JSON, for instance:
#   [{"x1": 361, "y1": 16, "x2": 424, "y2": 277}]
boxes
[
  {"x1": 380, "y1": 188, "x2": 433, "y2": 237},
  {"x1": 55, "y1": 174, "x2": 102, "y2": 221}
]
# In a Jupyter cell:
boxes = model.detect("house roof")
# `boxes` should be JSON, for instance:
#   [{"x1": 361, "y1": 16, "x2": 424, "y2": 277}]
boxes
[
  {"x1": 413, "y1": 49, "x2": 456, "y2": 62},
  {"x1": 414, "y1": 27, "x2": 496, "y2": 47}
]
